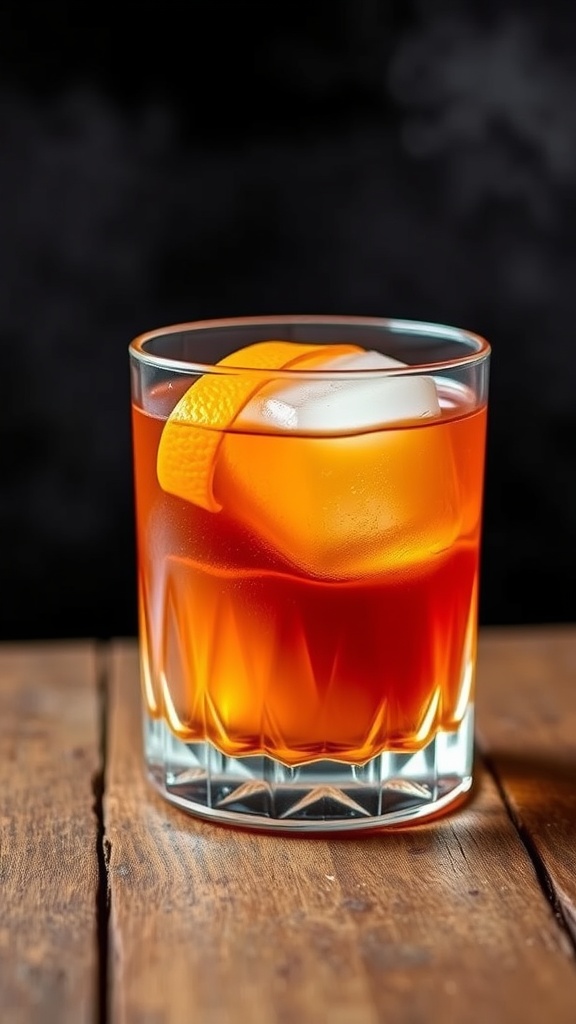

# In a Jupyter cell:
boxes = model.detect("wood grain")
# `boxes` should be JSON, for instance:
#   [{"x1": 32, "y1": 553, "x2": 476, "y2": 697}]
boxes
[
  {"x1": 477, "y1": 628, "x2": 576, "y2": 940},
  {"x1": 106, "y1": 639, "x2": 576, "y2": 1024},
  {"x1": 0, "y1": 643, "x2": 100, "y2": 1024}
]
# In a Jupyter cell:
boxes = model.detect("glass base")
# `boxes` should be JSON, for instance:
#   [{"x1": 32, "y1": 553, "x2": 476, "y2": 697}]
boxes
[{"x1": 144, "y1": 705, "x2": 474, "y2": 832}]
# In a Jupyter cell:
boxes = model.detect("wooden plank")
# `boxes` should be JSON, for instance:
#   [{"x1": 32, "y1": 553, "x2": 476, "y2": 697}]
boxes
[
  {"x1": 0, "y1": 642, "x2": 100, "y2": 1024},
  {"x1": 477, "y1": 628, "x2": 576, "y2": 939},
  {"x1": 107, "y1": 640, "x2": 576, "y2": 1024}
]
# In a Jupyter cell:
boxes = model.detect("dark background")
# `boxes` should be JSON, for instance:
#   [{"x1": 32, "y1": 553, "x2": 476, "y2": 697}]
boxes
[{"x1": 1, "y1": 0, "x2": 575, "y2": 639}]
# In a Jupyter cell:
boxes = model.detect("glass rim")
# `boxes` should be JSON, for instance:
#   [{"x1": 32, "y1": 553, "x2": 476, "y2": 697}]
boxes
[{"x1": 129, "y1": 315, "x2": 491, "y2": 377}]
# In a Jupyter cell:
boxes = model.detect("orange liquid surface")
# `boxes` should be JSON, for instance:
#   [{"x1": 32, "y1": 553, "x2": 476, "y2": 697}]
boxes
[{"x1": 132, "y1": 383, "x2": 486, "y2": 766}]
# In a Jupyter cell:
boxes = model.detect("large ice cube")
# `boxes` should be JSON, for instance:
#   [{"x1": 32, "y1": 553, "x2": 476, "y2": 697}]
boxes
[
  {"x1": 236, "y1": 350, "x2": 440, "y2": 433},
  {"x1": 216, "y1": 350, "x2": 460, "y2": 578}
]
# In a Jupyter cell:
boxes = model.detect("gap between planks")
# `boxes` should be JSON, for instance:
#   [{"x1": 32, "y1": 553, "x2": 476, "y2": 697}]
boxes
[
  {"x1": 482, "y1": 746, "x2": 576, "y2": 954},
  {"x1": 95, "y1": 643, "x2": 111, "y2": 1024}
]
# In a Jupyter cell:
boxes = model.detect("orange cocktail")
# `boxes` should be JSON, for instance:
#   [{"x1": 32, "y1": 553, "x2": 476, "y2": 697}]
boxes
[{"x1": 130, "y1": 318, "x2": 490, "y2": 830}]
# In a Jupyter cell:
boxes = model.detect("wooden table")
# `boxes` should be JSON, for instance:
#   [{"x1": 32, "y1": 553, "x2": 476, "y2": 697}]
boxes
[{"x1": 1, "y1": 630, "x2": 575, "y2": 1023}]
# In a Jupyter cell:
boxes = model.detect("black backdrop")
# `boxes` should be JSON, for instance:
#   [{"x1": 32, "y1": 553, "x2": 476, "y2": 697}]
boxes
[{"x1": 1, "y1": 0, "x2": 575, "y2": 639}]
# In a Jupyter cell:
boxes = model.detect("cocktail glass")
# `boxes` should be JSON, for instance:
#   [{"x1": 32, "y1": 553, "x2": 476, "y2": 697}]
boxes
[{"x1": 129, "y1": 316, "x2": 490, "y2": 831}]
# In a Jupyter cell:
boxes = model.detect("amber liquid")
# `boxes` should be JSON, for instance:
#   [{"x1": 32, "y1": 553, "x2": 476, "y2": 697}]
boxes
[{"x1": 132, "y1": 383, "x2": 486, "y2": 767}]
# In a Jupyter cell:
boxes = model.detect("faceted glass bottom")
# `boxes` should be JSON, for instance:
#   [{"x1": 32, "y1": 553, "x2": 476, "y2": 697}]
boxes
[{"x1": 144, "y1": 704, "x2": 474, "y2": 832}]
